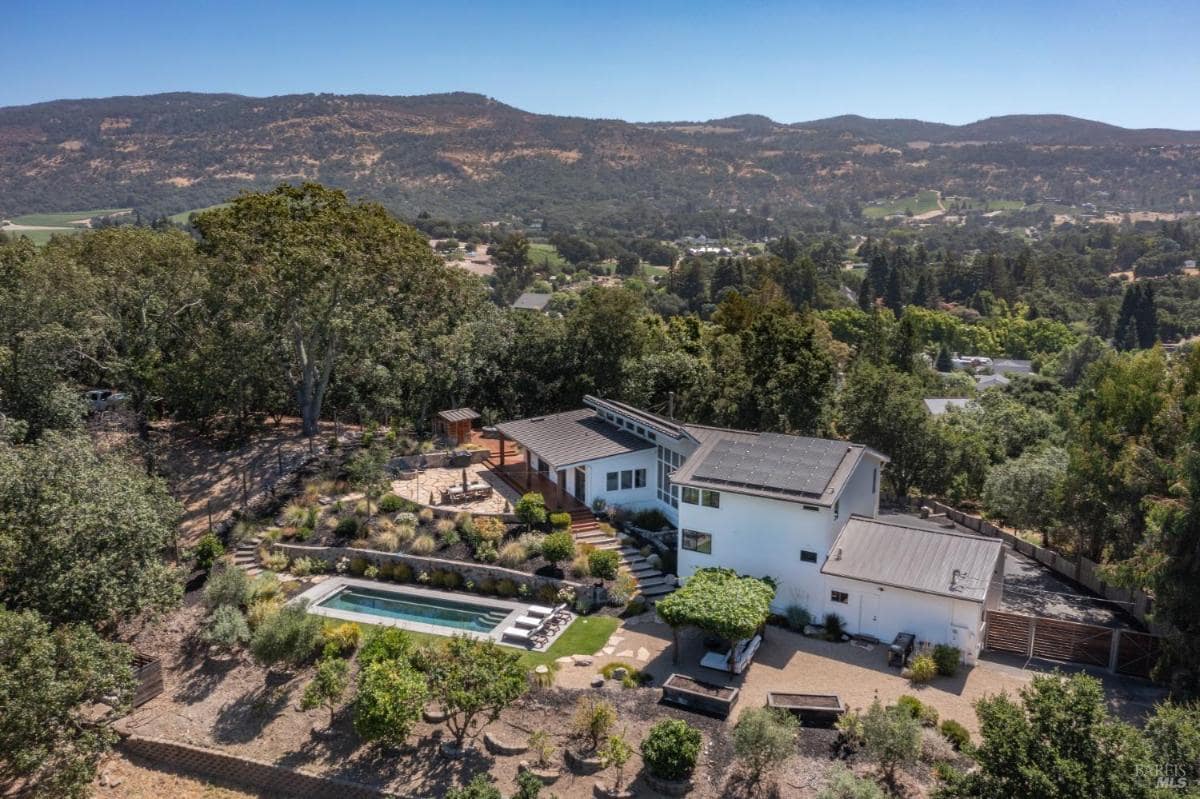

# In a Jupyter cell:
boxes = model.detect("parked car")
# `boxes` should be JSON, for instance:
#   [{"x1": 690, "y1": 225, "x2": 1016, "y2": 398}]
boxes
[{"x1": 85, "y1": 389, "x2": 128, "y2": 413}]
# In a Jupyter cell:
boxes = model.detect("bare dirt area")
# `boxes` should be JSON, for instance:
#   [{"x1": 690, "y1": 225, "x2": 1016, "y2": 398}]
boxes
[
  {"x1": 123, "y1": 601, "x2": 974, "y2": 798},
  {"x1": 150, "y1": 419, "x2": 338, "y2": 545}
]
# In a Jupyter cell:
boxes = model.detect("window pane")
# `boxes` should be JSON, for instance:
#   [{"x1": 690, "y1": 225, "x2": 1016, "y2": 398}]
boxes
[
  {"x1": 681, "y1": 486, "x2": 699, "y2": 505},
  {"x1": 701, "y1": 490, "x2": 720, "y2": 508},
  {"x1": 831, "y1": 590, "x2": 848, "y2": 604},
  {"x1": 621, "y1": 470, "x2": 633, "y2": 489},
  {"x1": 606, "y1": 472, "x2": 618, "y2": 491},
  {"x1": 634, "y1": 469, "x2": 646, "y2": 488},
  {"x1": 682, "y1": 529, "x2": 712, "y2": 554},
  {"x1": 800, "y1": 550, "x2": 818, "y2": 563}
]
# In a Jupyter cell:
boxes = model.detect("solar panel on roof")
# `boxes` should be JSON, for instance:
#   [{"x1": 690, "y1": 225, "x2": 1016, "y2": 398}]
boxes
[{"x1": 691, "y1": 433, "x2": 848, "y2": 497}]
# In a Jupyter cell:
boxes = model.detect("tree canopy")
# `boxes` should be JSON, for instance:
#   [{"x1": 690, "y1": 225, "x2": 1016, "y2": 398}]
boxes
[{"x1": 657, "y1": 568, "x2": 775, "y2": 661}]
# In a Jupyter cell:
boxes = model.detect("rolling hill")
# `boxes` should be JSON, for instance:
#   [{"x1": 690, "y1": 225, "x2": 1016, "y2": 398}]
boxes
[{"x1": 1, "y1": 91, "x2": 1197, "y2": 223}]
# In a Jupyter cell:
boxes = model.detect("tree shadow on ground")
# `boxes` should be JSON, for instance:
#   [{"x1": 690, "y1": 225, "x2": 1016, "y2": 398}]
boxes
[
  {"x1": 319, "y1": 732, "x2": 499, "y2": 796},
  {"x1": 212, "y1": 682, "x2": 293, "y2": 744},
  {"x1": 722, "y1": 770, "x2": 783, "y2": 799},
  {"x1": 172, "y1": 650, "x2": 241, "y2": 705}
]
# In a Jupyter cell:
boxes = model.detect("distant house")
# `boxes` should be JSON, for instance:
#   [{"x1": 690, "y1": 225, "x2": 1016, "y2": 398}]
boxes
[
  {"x1": 950, "y1": 354, "x2": 1032, "y2": 377},
  {"x1": 511, "y1": 292, "x2": 552, "y2": 312},
  {"x1": 975, "y1": 373, "x2": 1010, "y2": 390},
  {"x1": 991, "y1": 358, "x2": 1033, "y2": 376},
  {"x1": 923, "y1": 398, "x2": 973, "y2": 416}
]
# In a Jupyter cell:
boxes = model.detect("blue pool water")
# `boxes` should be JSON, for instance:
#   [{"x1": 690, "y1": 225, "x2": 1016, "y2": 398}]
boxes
[{"x1": 316, "y1": 585, "x2": 511, "y2": 633}]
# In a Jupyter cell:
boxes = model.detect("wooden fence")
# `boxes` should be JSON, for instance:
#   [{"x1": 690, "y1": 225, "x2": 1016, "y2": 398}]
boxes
[
  {"x1": 984, "y1": 610, "x2": 1161, "y2": 679},
  {"x1": 924, "y1": 500, "x2": 1160, "y2": 631},
  {"x1": 131, "y1": 653, "x2": 163, "y2": 707}
]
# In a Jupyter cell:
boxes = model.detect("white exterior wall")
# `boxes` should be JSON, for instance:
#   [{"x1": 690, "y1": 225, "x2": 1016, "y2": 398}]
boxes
[
  {"x1": 562, "y1": 449, "x2": 658, "y2": 510},
  {"x1": 677, "y1": 491, "x2": 834, "y2": 613},
  {"x1": 836, "y1": 454, "x2": 883, "y2": 529},
  {"x1": 821, "y1": 575, "x2": 986, "y2": 663}
]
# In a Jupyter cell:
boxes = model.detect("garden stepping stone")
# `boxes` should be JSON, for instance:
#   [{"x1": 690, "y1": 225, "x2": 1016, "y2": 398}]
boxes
[
  {"x1": 636, "y1": 647, "x2": 650, "y2": 662},
  {"x1": 601, "y1": 646, "x2": 616, "y2": 655},
  {"x1": 556, "y1": 656, "x2": 575, "y2": 664},
  {"x1": 572, "y1": 655, "x2": 593, "y2": 666},
  {"x1": 616, "y1": 649, "x2": 634, "y2": 658}
]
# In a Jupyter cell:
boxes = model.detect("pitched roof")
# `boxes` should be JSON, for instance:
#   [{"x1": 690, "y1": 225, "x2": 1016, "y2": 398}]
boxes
[
  {"x1": 670, "y1": 430, "x2": 884, "y2": 507},
  {"x1": 512, "y1": 292, "x2": 552, "y2": 311},
  {"x1": 923, "y1": 398, "x2": 973, "y2": 416},
  {"x1": 496, "y1": 409, "x2": 652, "y2": 468},
  {"x1": 821, "y1": 516, "x2": 1002, "y2": 603},
  {"x1": 584, "y1": 395, "x2": 687, "y2": 440},
  {"x1": 974, "y1": 373, "x2": 1010, "y2": 389},
  {"x1": 992, "y1": 358, "x2": 1033, "y2": 375},
  {"x1": 437, "y1": 407, "x2": 480, "y2": 423}
]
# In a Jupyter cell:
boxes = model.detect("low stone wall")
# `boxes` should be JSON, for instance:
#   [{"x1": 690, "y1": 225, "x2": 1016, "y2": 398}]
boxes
[
  {"x1": 120, "y1": 734, "x2": 399, "y2": 799},
  {"x1": 274, "y1": 542, "x2": 582, "y2": 596},
  {"x1": 391, "y1": 448, "x2": 489, "y2": 471}
]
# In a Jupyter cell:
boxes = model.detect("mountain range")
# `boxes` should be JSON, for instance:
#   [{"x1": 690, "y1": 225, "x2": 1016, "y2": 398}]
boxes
[{"x1": 1, "y1": 92, "x2": 1197, "y2": 223}]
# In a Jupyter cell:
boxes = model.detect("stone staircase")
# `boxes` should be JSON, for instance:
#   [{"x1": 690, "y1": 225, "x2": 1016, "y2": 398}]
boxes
[
  {"x1": 231, "y1": 535, "x2": 264, "y2": 577},
  {"x1": 569, "y1": 508, "x2": 675, "y2": 600}
]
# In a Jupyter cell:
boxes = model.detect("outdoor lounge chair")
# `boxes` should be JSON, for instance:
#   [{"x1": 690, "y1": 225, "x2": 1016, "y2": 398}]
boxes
[
  {"x1": 513, "y1": 615, "x2": 542, "y2": 628},
  {"x1": 527, "y1": 604, "x2": 554, "y2": 617},
  {"x1": 700, "y1": 634, "x2": 762, "y2": 675},
  {"x1": 502, "y1": 625, "x2": 538, "y2": 643}
]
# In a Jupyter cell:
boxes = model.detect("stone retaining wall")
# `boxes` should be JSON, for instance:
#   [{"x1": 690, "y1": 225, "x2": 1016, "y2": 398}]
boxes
[
  {"x1": 275, "y1": 542, "x2": 582, "y2": 596},
  {"x1": 120, "y1": 734, "x2": 399, "y2": 799}
]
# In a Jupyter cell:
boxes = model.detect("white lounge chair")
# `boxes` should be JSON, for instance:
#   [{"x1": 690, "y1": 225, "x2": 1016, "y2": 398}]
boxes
[
  {"x1": 514, "y1": 615, "x2": 542, "y2": 629},
  {"x1": 527, "y1": 604, "x2": 554, "y2": 617},
  {"x1": 502, "y1": 625, "x2": 536, "y2": 642}
]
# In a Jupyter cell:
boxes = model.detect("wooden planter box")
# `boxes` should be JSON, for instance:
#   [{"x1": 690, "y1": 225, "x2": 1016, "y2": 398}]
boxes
[
  {"x1": 661, "y1": 674, "x2": 739, "y2": 719},
  {"x1": 766, "y1": 691, "x2": 845, "y2": 727},
  {"x1": 131, "y1": 653, "x2": 163, "y2": 708}
]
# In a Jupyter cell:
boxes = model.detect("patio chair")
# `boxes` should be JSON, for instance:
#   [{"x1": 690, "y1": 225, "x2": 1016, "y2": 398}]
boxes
[
  {"x1": 527, "y1": 604, "x2": 555, "y2": 617},
  {"x1": 513, "y1": 615, "x2": 542, "y2": 629},
  {"x1": 502, "y1": 625, "x2": 538, "y2": 643}
]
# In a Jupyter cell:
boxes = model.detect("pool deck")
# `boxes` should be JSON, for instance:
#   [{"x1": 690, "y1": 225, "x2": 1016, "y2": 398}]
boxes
[{"x1": 293, "y1": 577, "x2": 574, "y2": 651}]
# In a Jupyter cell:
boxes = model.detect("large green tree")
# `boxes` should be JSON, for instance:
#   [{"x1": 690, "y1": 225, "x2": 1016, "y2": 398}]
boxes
[
  {"x1": 0, "y1": 433, "x2": 182, "y2": 628},
  {"x1": 194, "y1": 183, "x2": 469, "y2": 436},
  {"x1": 0, "y1": 608, "x2": 134, "y2": 799}
]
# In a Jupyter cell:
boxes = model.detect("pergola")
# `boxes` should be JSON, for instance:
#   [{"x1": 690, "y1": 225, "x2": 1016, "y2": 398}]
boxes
[
  {"x1": 433, "y1": 407, "x2": 480, "y2": 445},
  {"x1": 656, "y1": 568, "x2": 777, "y2": 663}
]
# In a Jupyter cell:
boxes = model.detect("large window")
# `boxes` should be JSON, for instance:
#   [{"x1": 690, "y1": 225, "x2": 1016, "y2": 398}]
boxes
[
  {"x1": 800, "y1": 550, "x2": 818, "y2": 563},
  {"x1": 621, "y1": 470, "x2": 633, "y2": 490},
  {"x1": 681, "y1": 486, "x2": 700, "y2": 505},
  {"x1": 701, "y1": 490, "x2": 720, "y2": 508},
  {"x1": 830, "y1": 590, "x2": 849, "y2": 604},
  {"x1": 634, "y1": 468, "x2": 647, "y2": 488},
  {"x1": 657, "y1": 445, "x2": 683, "y2": 508},
  {"x1": 606, "y1": 471, "x2": 618, "y2": 491},
  {"x1": 681, "y1": 529, "x2": 712, "y2": 554}
]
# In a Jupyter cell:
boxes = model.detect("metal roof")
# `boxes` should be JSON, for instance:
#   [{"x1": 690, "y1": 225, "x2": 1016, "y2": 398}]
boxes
[
  {"x1": 670, "y1": 430, "x2": 883, "y2": 507},
  {"x1": 437, "y1": 407, "x2": 480, "y2": 423},
  {"x1": 923, "y1": 398, "x2": 973, "y2": 416},
  {"x1": 512, "y1": 292, "x2": 552, "y2": 311},
  {"x1": 495, "y1": 409, "x2": 652, "y2": 468},
  {"x1": 821, "y1": 516, "x2": 1003, "y2": 603},
  {"x1": 583, "y1": 395, "x2": 687, "y2": 440}
]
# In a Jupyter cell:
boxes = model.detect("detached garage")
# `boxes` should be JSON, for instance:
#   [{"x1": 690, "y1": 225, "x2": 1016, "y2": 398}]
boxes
[{"x1": 820, "y1": 516, "x2": 1004, "y2": 663}]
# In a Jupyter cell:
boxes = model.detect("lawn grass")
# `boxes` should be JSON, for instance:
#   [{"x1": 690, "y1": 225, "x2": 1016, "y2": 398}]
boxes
[
  {"x1": 168, "y1": 203, "x2": 231, "y2": 225},
  {"x1": 4, "y1": 229, "x2": 73, "y2": 246},
  {"x1": 9, "y1": 208, "x2": 130, "y2": 226},
  {"x1": 863, "y1": 190, "x2": 941, "y2": 219},
  {"x1": 944, "y1": 197, "x2": 1026, "y2": 213},
  {"x1": 528, "y1": 242, "x2": 567, "y2": 271}
]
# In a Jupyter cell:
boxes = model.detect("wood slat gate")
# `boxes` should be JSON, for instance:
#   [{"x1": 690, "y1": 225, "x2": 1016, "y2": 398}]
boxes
[
  {"x1": 1115, "y1": 630, "x2": 1162, "y2": 679},
  {"x1": 984, "y1": 610, "x2": 1033, "y2": 655},
  {"x1": 1030, "y1": 617, "x2": 1112, "y2": 668}
]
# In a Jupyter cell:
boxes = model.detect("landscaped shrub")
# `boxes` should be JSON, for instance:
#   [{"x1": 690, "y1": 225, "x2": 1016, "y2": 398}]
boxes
[
  {"x1": 816, "y1": 765, "x2": 884, "y2": 799},
  {"x1": 394, "y1": 523, "x2": 416, "y2": 546},
  {"x1": 918, "y1": 703, "x2": 940, "y2": 728},
  {"x1": 250, "y1": 602, "x2": 324, "y2": 671},
  {"x1": 369, "y1": 528, "x2": 401, "y2": 552},
  {"x1": 391, "y1": 561, "x2": 413, "y2": 582},
  {"x1": 895, "y1": 695, "x2": 924, "y2": 720},
  {"x1": 496, "y1": 578, "x2": 518, "y2": 598},
  {"x1": 202, "y1": 605, "x2": 250, "y2": 652},
  {"x1": 455, "y1": 512, "x2": 476, "y2": 538},
  {"x1": 290, "y1": 556, "x2": 325, "y2": 577},
  {"x1": 932, "y1": 644, "x2": 961, "y2": 677},
  {"x1": 570, "y1": 554, "x2": 591, "y2": 578},
  {"x1": 474, "y1": 516, "x2": 507, "y2": 545},
  {"x1": 377, "y1": 561, "x2": 395, "y2": 580},
  {"x1": 515, "y1": 492, "x2": 547, "y2": 530},
  {"x1": 193, "y1": 532, "x2": 225, "y2": 571},
  {"x1": 908, "y1": 654, "x2": 937, "y2": 683},
  {"x1": 733, "y1": 708, "x2": 800, "y2": 787},
  {"x1": 334, "y1": 516, "x2": 360, "y2": 538},
  {"x1": 588, "y1": 548, "x2": 620, "y2": 580},
  {"x1": 572, "y1": 696, "x2": 617, "y2": 752},
  {"x1": 785, "y1": 604, "x2": 812, "y2": 631},
  {"x1": 418, "y1": 508, "x2": 435, "y2": 525},
  {"x1": 349, "y1": 557, "x2": 370, "y2": 576},
  {"x1": 641, "y1": 718, "x2": 703, "y2": 781},
  {"x1": 631, "y1": 508, "x2": 670, "y2": 531},
  {"x1": 378, "y1": 493, "x2": 407, "y2": 514},
  {"x1": 281, "y1": 501, "x2": 311, "y2": 528},
  {"x1": 610, "y1": 570, "x2": 638, "y2": 606},
  {"x1": 359, "y1": 627, "x2": 413, "y2": 666},
  {"x1": 939, "y1": 719, "x2": 970, "y2": 750},
  {"x1": 517, "y1": 532, "x2": 545, "y2": 556},
  {"x1": 409, "y1": 534, "x2": 436, "y2": 555},
  {"x1": 549, "y1": 512, "x2": 572, "y2": 531},
  {"x1": 498, "y1": 541, "x2": 528, "y2": 567},
  {"x1": 433, "y1": 569, "x2": 464, "y2": 590},
  {"x1": 474, "y1": 541, "x2": 498, "y2": 563},
  {"x1": 478, "y1": 577, "x2": 498, "y2": 595},
  {"x1": 354, "y1": 499, "x2": 371, "y2": 516},
  {"x1": 535, "y1": 583, "x2": 559, "y2": 604},
  {"x1": 247, "y1": 572, "x2": 281, "y2": 603},
  {"x1": 260, "y1": 549, "x2": 289, "y2": 572},
  {"x1": 824, "y1": 612, "x2": 846, "y2": 641},
  {"x1": 322, "y1": 621, "x2": 362, "y2": 657},
  {"x1": 203, "y1": 566, "x2": 251, "y2": 609},
  {"x1": 246, "y1": 597, "x2": 283, "y2": 630},
  {"x1": 861, "y1": 699, "x2": 921, "y2": 786},
  {"x1": 364, "y1": 564, "x2": 379, "y2": 580},
  {"x1": 541, "y1": 531, "x2": 575, "y2": 568}
]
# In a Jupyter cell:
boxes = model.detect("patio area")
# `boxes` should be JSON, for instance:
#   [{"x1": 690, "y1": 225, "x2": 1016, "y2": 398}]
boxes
[{"x1": 389, "y1": 462, "x2": 520, "y2": 514}]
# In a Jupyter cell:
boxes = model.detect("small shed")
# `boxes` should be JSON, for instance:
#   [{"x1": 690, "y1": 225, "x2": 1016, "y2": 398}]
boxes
[{"x1": 434, "y1": 408, "x2": 480, "y2": 445}]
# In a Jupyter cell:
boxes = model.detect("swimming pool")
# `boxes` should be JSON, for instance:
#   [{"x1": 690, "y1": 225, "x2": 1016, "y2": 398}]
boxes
[{"x1": 316, "y1": 584, "x2": 511, "y2": 634}]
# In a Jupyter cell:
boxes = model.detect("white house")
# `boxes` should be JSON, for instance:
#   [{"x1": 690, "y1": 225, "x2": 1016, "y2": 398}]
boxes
[{"x1": 495, "y1": 396, "x2": 1003, "y2": 659}]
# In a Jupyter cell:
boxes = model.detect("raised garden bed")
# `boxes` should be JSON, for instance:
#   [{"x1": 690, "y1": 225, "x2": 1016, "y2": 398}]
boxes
[
  {"x1": 661, "y1": 673, "x2": 739, "y2": 719},
  {"x1": 766, "y1": 691, "x2": 846, "y2": 727}
]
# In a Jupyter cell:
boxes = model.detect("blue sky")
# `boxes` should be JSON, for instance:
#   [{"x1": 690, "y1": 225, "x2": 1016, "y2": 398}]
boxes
[{"x1": 4, "y1": 0, "x2": 1199, "y2": 128}]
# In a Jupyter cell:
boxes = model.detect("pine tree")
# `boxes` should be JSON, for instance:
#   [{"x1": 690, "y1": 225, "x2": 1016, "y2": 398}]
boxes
[
  {"x1": 935, "y1": 345, "x2": 953, "y2": 372},
  {"x1": 1135, "y1": 283, "x2": 1159, "y2": 349},
  {"x1": 912, "y1": 273, "x2": 931, "y2": 308},
  {"x1": 884, "y1": 266, "x2": 905, "y2": 312},
  {"x1": 857, "y1": 278, "x2": 874, "y2": 312}
]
